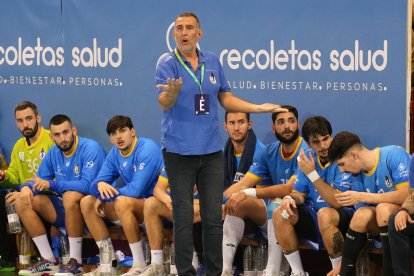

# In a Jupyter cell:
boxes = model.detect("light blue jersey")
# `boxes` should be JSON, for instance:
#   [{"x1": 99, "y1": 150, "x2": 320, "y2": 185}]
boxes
[
  {"x1": 90, "y1": 137, "x2": 163, "y2": 201},
  {"x1": 352, "y1": 146, "x2": 409, "y2": 209},
  {"x1": 25, "y1": 136, "x2": 106, "y2": 195},
  {"x1": 293, "y1": 149, "x2": 352, "y2": 211},
  {"x1": 247, "y1": 137, "x2": 308, "y2": 187}
]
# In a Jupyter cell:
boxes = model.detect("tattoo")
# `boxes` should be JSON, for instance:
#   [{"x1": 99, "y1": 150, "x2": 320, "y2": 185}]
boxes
[
  {"x1": 402, "y1": 188, "x2": 414, "y2": 214},
  {"x1": 332, "y1": 231, "x2": 344, "y2": 257}
]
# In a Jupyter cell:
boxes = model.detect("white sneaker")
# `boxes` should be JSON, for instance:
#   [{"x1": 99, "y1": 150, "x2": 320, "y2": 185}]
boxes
[
  {"x1": 139, "y1": 264, "x2": 167, "y2": 276},
  {"x1": 83, "y1": 265, "x2": 118, "y2": 275},
  {"x1": 261, "y1": 270, "x2": 277, "y2": 276},
  {"x1": 120, "y1": 264, "x2": 143, "y2": 276}
]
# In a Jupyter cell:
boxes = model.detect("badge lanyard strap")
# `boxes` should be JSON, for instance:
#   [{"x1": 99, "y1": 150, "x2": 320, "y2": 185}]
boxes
[{"x1": 175, "y1": 48, "x2": 205, "y2": 95}]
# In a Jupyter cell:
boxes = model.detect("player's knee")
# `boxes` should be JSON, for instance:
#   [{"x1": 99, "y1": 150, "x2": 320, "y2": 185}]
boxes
[
  {"x1": 317, "y1": 207, "x2": 336, "y2": 231},
  {"x1": 62, "y1": 191, "x2": 83, "y2": 209},
  {"x1": 349, "y1": 207, "x2": 374, "y2": 231},
  {"x1": 376, "y1": 203, "x2": 396, "y2": 227},
  {"x1": 80, "y1": 195, "x2": 95, "y2": 214}
]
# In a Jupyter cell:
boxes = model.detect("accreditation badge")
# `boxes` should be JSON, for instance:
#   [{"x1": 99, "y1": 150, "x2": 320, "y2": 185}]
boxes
[{"x1": 195, "y1": 94, "x2": 210, "y2": 115}]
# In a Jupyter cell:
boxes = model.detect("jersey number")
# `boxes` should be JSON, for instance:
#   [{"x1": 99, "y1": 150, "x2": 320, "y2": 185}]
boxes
[{"x1": 26, "y1": 158, "x2": 39, "y2": 173}]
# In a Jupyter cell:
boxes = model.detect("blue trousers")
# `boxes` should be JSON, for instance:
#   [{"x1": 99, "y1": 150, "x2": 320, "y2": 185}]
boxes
[{"x1": 163, "y1": 151, "x2": 223, "y2": 276}]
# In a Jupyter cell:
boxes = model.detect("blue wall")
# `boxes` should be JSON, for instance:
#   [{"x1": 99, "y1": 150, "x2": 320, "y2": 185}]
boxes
[{"x1": 0, "y1": 0, "x2": 409, "y2": 158}]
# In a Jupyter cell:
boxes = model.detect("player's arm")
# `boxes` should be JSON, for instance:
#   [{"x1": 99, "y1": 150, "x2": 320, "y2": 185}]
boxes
[
  {"x1": 218, "y1": 92, "x2": 286, "y2": 114},
  {"x1": 223, "y1": 172, "x2": 259, "y2": 198},
  {"x1": 153, "y1": 176, "x2": 172, "y2": 210},
  {"x1": 255, "y1": 176, "x2": 295, "y2": 199}
]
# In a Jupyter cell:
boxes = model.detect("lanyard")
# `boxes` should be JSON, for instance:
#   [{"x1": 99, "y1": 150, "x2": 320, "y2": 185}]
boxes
[{"x1": 174, "y1": 48, "x2": 205, "y2": 94}]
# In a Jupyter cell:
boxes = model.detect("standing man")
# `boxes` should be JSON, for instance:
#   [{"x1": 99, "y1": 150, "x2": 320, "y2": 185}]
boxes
[
  {"x1": 328, "y1": 131, "x2": 409, "y2": 276},
  {"x1": 155, "y1": 12, "x2": 286, "y2": 275},
  {"x1": 222, "y1": 106, "x2": 307, "y2": 276},
  {"x1": 81, "y1": 115, "x2": 163, "y2": 276},
  {"x1": 0, "y1": 101, "x2": 54, "y2": 270},
  {"x1": 274, "y1": 116, "x2": 353, "y2": 276},
  {"x1": 388, "y1": 153, "x2": 414, "y2": 276},
  {"x1": 10, "y1": 114, "x2": 106, "y2": 276}
]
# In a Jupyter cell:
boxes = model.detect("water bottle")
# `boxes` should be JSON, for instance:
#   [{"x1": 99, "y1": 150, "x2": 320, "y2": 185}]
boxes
[
  {"x1": 163, "y1": 239, "x2": 170, "y2": 274},
  {"x1": 243, "y1": 245, "x2": 254, "y2": 276},
  {"x1": 19, "y1": 229, "x2": 31, "y2": 269},
  {"x1": 356, "y1": 245, "x2": 370, "y2": 276},
  {"x1": 143, "y1": 237, "x2": 151, "y2": 266},
  {"x1": 254, "y1": 245, "x2": 266, "y2": 275},
  {"x1": 170, "y1": 241, "x2": 177, "y2": 276},
  {"x1": 99, "y1": 237, "x2": 113, "y2": 276},
  {"x1": 6, "y1": 202, "x2": 22, "y2": 234},
  {"x1": 60, "y1": 235, "x2": 70, "y2": 265}
]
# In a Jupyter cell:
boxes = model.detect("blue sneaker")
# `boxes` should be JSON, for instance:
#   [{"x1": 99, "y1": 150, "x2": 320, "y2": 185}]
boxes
[
  {"x1": 54, "y1": 258, "x2": 83, "y2": 276},
  {"x1": 18, "y1": 257, "x2": 60, "y2": 275}
]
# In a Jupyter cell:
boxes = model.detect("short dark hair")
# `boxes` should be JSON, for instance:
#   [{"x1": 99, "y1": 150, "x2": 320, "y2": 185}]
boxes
[
  {"x1": 15, "y1": 101, "x2": 38, "y2": 116},
  {"x1": 175, "y1": 12, "x2": 200, "y2": 27},
  {"x1": 224, "y1": 111, "x2": 250, "y2": 123},
  {"x1": 106, "y1": 115, "x2": 134, "y2": 135},
  {"x1": 302, "y1": 116, "x2": 332, "y2": 143},
  {"x1": 328, "y1": 131, "x2": 361, "y2": 163},
  {"x1": 271, "y1": 105, "x2": 298, "y2": 124},
  {"x1": 49, "y1": 114, "x2": 72, "y2": 128}
]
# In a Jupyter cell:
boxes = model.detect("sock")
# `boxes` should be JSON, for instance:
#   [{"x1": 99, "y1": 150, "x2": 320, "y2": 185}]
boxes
[
  {"x1": 32, "y1": 235, "x2": 55, "y2": 262},
  {"x1": 151, "y1": 250, "x2": 163, "y2": 265},
  {"x1": 222, "y1": 215, "x2": 245, "y2": 272},
  {"x1": 130, "y1": 240, "x2": 146, "y2": 269},
  {"x1": 265, "y1": 219, "x2": 284, "y2": 274},
  {"x1": 284, "y1": 250, "x2": 304, "y2": 273},
  {"x1": 380, "y1": 226, "x2": 393, "y2": 276},
  {"x1": 51, "y1": 236, "x2": 60, "y2": 258},
  {"x1": 339, "y1": 229, "x2": 367, "y2": 276},
  {"x1": 192, "y1": 251, "x2": 199, "y2": 269},
  {"x1": 330, "y1": 256, "x2": 342, "y2": 269},
  {"x1": 68, "y1": 237, "x2": 83, "y2": 264}
]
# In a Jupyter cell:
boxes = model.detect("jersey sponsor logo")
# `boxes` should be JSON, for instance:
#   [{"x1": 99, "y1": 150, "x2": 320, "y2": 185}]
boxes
[
  {"x1": 74, "y1": 164, "x2": 80, "y2": 175},
  {"x1": 65, "y1": 161, "x2": 70, "y2": 167},
  {"x1": 18, "y1": 152, "x2": 24, "y2": 162},
  {"x1": 39, "y1": 148, "x2": 46, "y2": 160},
  {"x1": 384, "y1": 176, "x2": 393, "y2": 188},
  {"x1": 342, "y1": 173, "x2": 350, "y2": 180},
  {"x1": 285, "y1": 168, "x2": 290, "y2": 175},
  {"x1": 56, "y1": 165, "x2": 64, "y2": 176},
  {"x1": 398, "y1": 162, "x2": 406, "y2": 172},
  {"x1": 122, "y1": 161, "x2": 128, "y2": 167},
  {"x1": 29, "y1": 149, "x2": 33, "y2": 154},
  {"x1": 85, "y1": 161, "x2": 94, "y2": 168}
]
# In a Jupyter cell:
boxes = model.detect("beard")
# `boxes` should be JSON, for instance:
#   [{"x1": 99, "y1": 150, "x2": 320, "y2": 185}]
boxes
[
  {"x1": 56, "y1": 138, "x2": 75, "y2": 153},
  {"x1": 275, "y1": 128, "x2": 299, "y2": 145},
  {"x1": 21, "y1": 122, "x2": 39, "y2": 139}
]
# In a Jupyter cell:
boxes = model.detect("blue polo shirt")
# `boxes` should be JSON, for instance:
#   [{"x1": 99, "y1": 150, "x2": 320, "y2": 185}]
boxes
[{"x1": 156, "y1": 49, "x2": 231, "y2": 155}]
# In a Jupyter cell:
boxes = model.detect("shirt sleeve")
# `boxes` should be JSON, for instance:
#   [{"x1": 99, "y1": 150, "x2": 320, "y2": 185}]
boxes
[
  {"x1": 118, "y1": 143, "x2": 162, "y2": 198},
  {"x1": 292, "y1": 169, "x2": 310, "y2": 195},
  {"x1": 48, "y1": 144, "x2": 106, "y2": 194},
  {"x1": 89, "y1": 152, "x2": 120, "y2": 199},
  {"x1": 388, "y1": 147, "x2": 410, "y2": 189}
]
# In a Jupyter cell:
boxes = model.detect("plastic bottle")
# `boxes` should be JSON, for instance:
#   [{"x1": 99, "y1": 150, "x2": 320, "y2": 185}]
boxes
[
  {"x1": 99, "y1": 237, "x2": 113, "y2": 276},
  {"x1": 143, "y1": 236, "x2": 151, "y2": 266},
  {"x1": 60, "y1": 235, "x2": 70, "y2": 265},
  {"x1": 6, "y1": 202, "x2": 21, "y2": 234},
  {"x1": 243, "y1": 245, "x2": 254, "y2": 276},
  {"x1": 163, "y1": 239, "x2": 170, "y2": 275},
  {"x1": 254, "y1": 244, "x2": 266, "y2": 275},
  {"x1": 356, "y1": 245, "x2": 370, "y2": 276},
  {"x1": 170, "y1": 241, "x2": 177, "y2": 276},
  {"x1": 19, "y1": 229, "x2": 31, "y2": 270}
]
